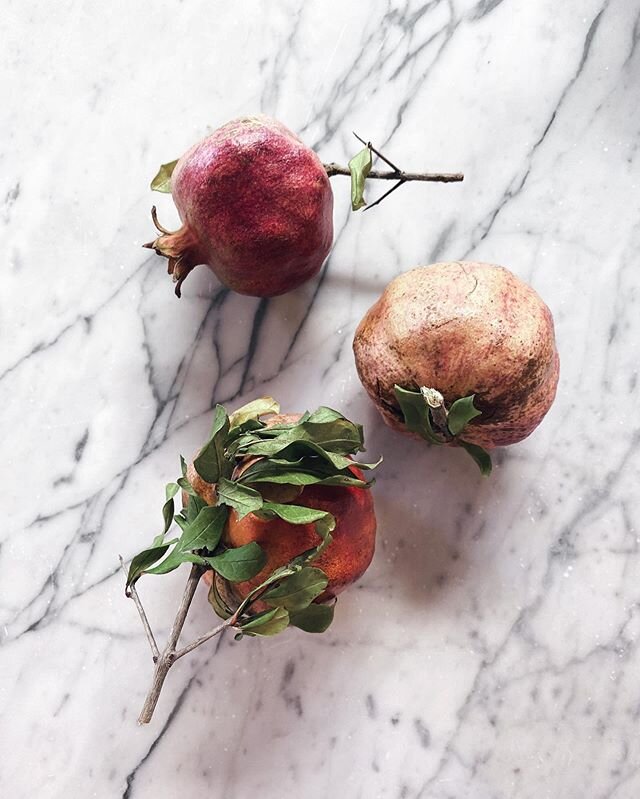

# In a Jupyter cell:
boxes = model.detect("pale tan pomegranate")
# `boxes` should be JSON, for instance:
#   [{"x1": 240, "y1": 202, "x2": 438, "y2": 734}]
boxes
[{"x1": 353, "y1": 262, "x2": 559, "y2": 449}]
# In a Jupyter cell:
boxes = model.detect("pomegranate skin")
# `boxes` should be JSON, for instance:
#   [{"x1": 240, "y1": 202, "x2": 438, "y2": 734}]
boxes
[
  {"x1": 224, "y1": 467, "x2": 377, "y2": 603},
  {"x1": 170, "y1": 115, "x2": 333, "y2": 297},
  {"x1": 353, "y1": 262, "x2": 560, "y2": 449}
]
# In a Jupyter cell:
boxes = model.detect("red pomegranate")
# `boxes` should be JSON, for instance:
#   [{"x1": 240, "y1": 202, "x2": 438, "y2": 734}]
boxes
[{"x1": 146, "y1": 116, "x2": 333, "y2": 297}]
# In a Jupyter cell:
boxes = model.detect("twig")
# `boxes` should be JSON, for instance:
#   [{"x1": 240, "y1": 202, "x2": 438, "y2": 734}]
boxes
[
  {"x1": 353, "y1": 131, "x2": 402, "y2": 172},
  {"x1": 324, "y1": 133, "x2": 463, "y2": 211},
  {"x1": 323, "y1": 163, "x2": 464, "y2": 182},
  {"x1": 125, "y1": 563, "x2": 274, "y2": 724},
  {"x1": 120, "y1": 556, "x2": 160, "y2": 661},
  {"x1": 137, "y1": 564, "x2": 204, "y2": 725},
  {"x1": 173, "y1": 618, "x2": 234, "y2": 661},
  {"x1": 363, "y1": 179, "x2": 406, "y2": 212}
]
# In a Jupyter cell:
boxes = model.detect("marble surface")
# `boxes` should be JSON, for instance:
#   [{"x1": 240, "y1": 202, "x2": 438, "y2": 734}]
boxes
[{"x1": 2, "y1": 1, "x2": 639, "y2": 797}]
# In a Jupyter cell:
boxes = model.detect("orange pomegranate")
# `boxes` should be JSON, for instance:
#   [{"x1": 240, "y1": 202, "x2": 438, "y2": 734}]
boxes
[
  {"x1": 224, "y1": 467, "x2": 376, "y2": 602},
  {"x1": 192, "y1": 413, "x2": 376, "y2": 604}
]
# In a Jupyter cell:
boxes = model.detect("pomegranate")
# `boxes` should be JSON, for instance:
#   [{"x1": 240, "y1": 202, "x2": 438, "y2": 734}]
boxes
[
  {"x1": 192, "y1": 412, "x2": 376, "y2": 606},
  {"x1": 145, "y1": 115, "x2": 333, "y2": 297},
  {"x1": 223, "y1": 469, "x2": 375, "y2": 603},
  {"x1": 353, "y1": 261, "x2": 559, "y2": 451}
]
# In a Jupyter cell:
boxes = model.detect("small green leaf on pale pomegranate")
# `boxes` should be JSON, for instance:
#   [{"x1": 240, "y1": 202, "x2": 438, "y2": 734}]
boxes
[
  {"x1": 393, "y1": 385, "x2": 442, "y2": 445},
  {"x1": 150, "y1": 159, "x2": 178, "y2": 193},
  {"x1": 447, "y1": 395, "x2": 482, "y2": 437},
  {"x1": 459, "y1": 440, "x2": 492, "y2": 476},
  {"x1": 348, "y1": 146, "x2": 373, "y2": 210},
  {"x1": 289, "y1": 603, "x2": 335, "y2": 633}
]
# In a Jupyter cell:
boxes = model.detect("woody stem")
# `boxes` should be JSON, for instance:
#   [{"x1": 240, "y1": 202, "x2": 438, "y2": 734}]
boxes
[{"x1": 323, "y1": 164, "x2": 463, "y2": 182}]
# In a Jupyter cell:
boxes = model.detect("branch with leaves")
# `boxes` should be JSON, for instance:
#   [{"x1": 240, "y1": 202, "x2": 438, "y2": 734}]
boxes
[
  {"x1": 394, "y1": 386, "x2": 492, "y2": 475},
  {"x1": 330, "y1": 132, "x2": 463, "y2": 212},
  {"x1": 122, "y1": 398, "x2": 380, "y2": 724},
  {"x1": 150, "y1": 131, "x2": 463, "y2": 213}
]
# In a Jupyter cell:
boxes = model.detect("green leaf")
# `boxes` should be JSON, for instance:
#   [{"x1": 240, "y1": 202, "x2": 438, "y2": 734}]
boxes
[
  {"x1": 304, "y1": 420, "x2": 364, "y2": 453},
  {"x1": 144, "y1": 549, "x2": 194, "y2": 576},
  {"x1": 193, "y1": 404, "x2": 230, "y2": 483},
  {"x1": 394, "y1": 385, "x2": 443, "y2": 445},
  {"x1": 459, "y1": 441, "x2": 493, "y2": 476},
  {"x1": 150, "y1": 159, "x2": 178, "y2": 193},
  {"x1": 185, "y1": 492, "x2": 207, "y2": 522},
  {"x1": 244, "y1": 469, "x2": 369, "y2": 490},
  {"x1": 237, "y1": 417, "x2": 364, "y2": 455},
  {"x1": 165, "y1": 482, "x2": 180, "y2": 501},
  {"x1": 305, "y1": 406, "x2": 345, "y2": 424},
  {"x1": 348, "y1": 146, "x2": 373, "y2": 211},
  {"x1": 239, "y1": 423, "x2": 366, "y2": 471},
  {"x1": 239, "y1": 606, "x2": 290, "y2": 637},
  {"x1": 206, "y1": 542, "x2": 266, "y2": 582},
  {"x1": 447, "y1": 395, "x2": 482, "y2": 437},
  {"x1": 249, "y1": 441, "x2": 358, "y2": 472},
  {"x1": 174, "y1": 513, "x2": 188, "y2": 532},
  {"x1": 146, "y1": 506, "x2": 229, "y2": 575},
  {"x1": 226, "y1": 419, "x2": 264, "y2": 450},
  {"x1": 233, "y1": 563, "x2": 302, "y2": 618},
  {"x1": 177, "y1": 476, "x2": 198, "y2": 497},
  {"x1": 208, "y1": 576, "x2": 234, "y2": 621},
  {"x1": 216, "y1": 477, "x2": 263, "y2": 520},
  {"x1": 228, "y1": 396, "x2": 280, "y2": 429},
  {"x1": 289, "y1": 603, "x2": 335, "y2": 633},
  {"x1": 263, "y1": 567, "x2": 328, "y2": 611},
  {"x1": 126, "y1": 540, "x2": 174, "y2": 587},
  {"x1": 237, "y1": 454, "x2": 374, "y2": 489},
  {"x1": 162, "y1": 482, "x2": 180, "y2": 534},
  {"x1": 259, "y1": 502, "x2": 332, "y2": 527},
  {"x1": 257, "y1": 412, "x2": 310, "y2": 433},
  {"x1": 184, "y1": 505, "x2": 228, "y2": 550},
  {"x1": 180, "y1": 455, "x2": 188, "y2": 478}
]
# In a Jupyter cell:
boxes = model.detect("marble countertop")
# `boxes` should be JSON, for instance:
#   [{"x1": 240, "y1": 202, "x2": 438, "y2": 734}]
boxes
[{"x1": 3, "y1": 1, "x2": 639, "y2": 797}]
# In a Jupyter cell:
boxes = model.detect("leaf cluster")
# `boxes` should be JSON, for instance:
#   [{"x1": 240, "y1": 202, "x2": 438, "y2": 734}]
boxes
[
  {"x1": 394, "y1": 386, "x2": 492, "y2": 475},
  {"x1": 125, "y1": 397, "x2": 380, "y2": 637}
]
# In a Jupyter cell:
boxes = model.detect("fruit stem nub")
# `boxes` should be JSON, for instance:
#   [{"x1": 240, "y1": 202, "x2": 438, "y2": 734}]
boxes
[{"x1": 142, "y1": 206, "x2": 200, "y2": 297}]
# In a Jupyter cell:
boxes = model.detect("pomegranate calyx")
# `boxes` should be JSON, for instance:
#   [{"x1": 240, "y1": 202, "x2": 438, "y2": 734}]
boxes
[{"x1": 142, "y1": 207, "x2": 201, "y2": 297}]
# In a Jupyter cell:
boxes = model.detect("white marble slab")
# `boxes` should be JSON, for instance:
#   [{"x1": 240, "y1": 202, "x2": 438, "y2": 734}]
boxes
[{"x1": 2, "y1": 0, "x2": 640, "y2": 797}]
